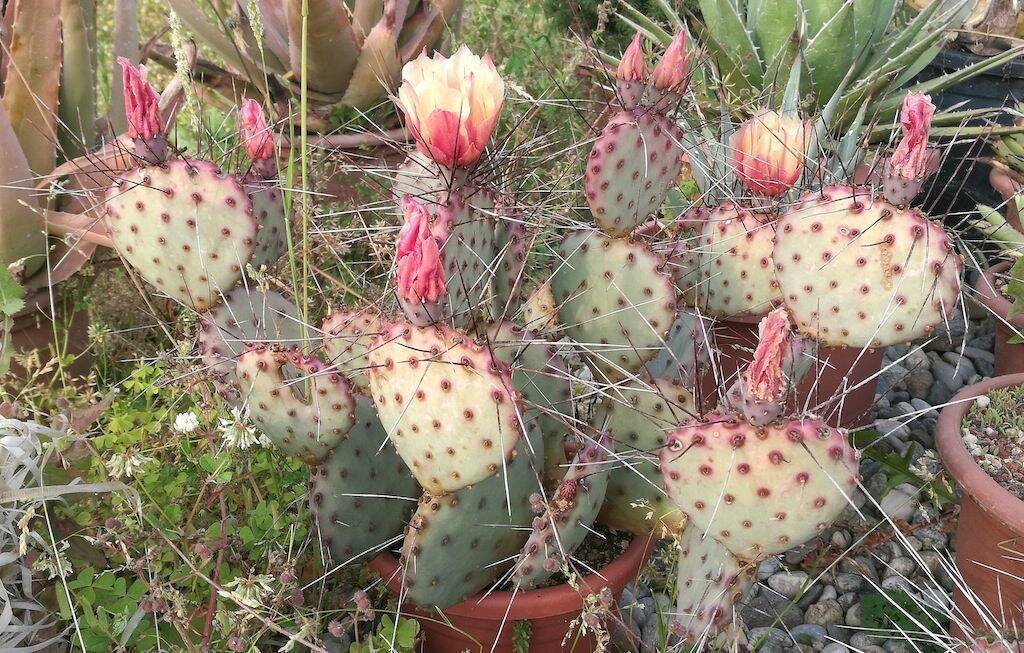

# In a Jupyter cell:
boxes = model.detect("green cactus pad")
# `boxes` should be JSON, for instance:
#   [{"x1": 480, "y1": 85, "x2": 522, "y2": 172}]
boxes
[
  {"x1": 366, "y1": 322, "x2": 525, "y2": 495},
  {"x1": 661, "y1": 413, "x2": 860, "y2": 560},
  {"x1": 322, "y1": 308, "x2": 384, "y2": 392},
  {"x1": 584, "y1": 109, "x2": 685, "y2": 237},
  {"x1": 492, "y1": 212, "x2": 528, "y2": 318},
  {"x1": 521, "y1": 281, "x2": 559, "y2": 333},
  {"x1": 644, "y1": 309, "x2": 711, "y2": 388},
  {"x1": 104, "y1": 159, "x2": 257, "y2": 311},
  {"x1": 310, "y1": 395, "x2": 420, "y2": 565},
  {"x1": 693, "y1": 204, "x2": 779, "y2": 318},
  {"x1": 236, "y1": 345, "x2": 357, "y2": 464},
  {"x1": 550, "y1": 231, "x2": 677, "y2": 377},
  {"x1": 245, "y1": 180, "x2": 289, "y2": 270},
  {"x1": 511, "y1": 433, "x2": 612, "y2": 588},
  {"x1": 198, "y1": 287, "x2": 303, "y2": 403},
  {"x1": 399, "y1": 430, "x2": 541, "y2": 610},
  {"x1": 773, "y1": 186, "x2": 962, "y2": 348},
  {"x1": 484, "y1": 321, "x2": 572, "y2": 486},
  {"x1": 594, "y1": 377, "x2": 694, "y2": 535},
  {"x1": 674, "y1": 525, "x2": 755, "y2": 643},
  {"x1": 392, "y1": 152, "x2": 455, "y2": 204}
]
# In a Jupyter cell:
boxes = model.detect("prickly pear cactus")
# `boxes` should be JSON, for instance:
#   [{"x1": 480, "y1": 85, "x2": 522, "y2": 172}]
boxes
[
  {"x1": 511, "y1": 433, "x2": 612, "y2": 589},
  {"x1": 437, "y1": 191, "x2": 497, "y2": 326},
  {"x1": 366, "y1": 322, "x2": 525, "y2": 495},
  {"x1": 245, "y1": 181, "x2": 289, "y2": 270},
  {"x1": 492, "y1": 212, "x2": 528, "y2": 317},
  {"x1": 310, "y1": 395, "x2": 420, "y2": 565},
  {"x1": 773, "y1": 186, "x2": 962, "y2": 348},
  {"x1": 198, "y1": 287, "x2": 303, "y2": 403},
  {"x1": 595, "y1": 377, "x2": 693, "y2": 535},
  {"x1": 236, "y1": 345, "x2": 356, "y2": 464},
  {"x1": 644, "y1": 309, "x2": 710, "y2": 387},
  {"x1": 660, "y1": 413, "x2": 859, "y2": 560},
  {"x1": 673, "y1": 525, "x2": 754, "y2": 643},
  {"x1": 692, "y1": 204, "x2": 779, "y2": 317},
  {"x1": 550, "y1": 230, "x2": 676, "y2": 377},
  {"x1": 322, "y1": 308, "x2": 384, "y2": 392},
  {"x1": 521, "y1": 281, "x2": 558, "y2": 333},
  {"x1": 585, "y1": 110, "x2": 685, "y2": 237},
  {"x1": 104, "y1": 159, "x2": 258, "y2": 311}
]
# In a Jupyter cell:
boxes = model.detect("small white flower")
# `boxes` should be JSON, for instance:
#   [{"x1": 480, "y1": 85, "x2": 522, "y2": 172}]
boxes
[
  {"x1": 219, "y1": 573, "x2": 275, "y2": 608},
  {"x1": 174, "y1": 411, "x2": 200, "y2": 433},
  {"x1": 975, "y1": 395, "x2": 991, "y2": 409},
  {"x1": 107, "y1": 451, "x2": 154, "y2": 478},
  {"x1": 218, "y1": 407, "x2": 264, "y2": 450}
]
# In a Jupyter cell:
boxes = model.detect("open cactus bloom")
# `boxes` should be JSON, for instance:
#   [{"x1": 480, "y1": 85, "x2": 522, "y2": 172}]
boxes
[
  {"x1": 119, "y1": 57, "x2": 166, "y2": 163},
  {"x1": 395, "y1": 195, "x2": 447, "y2": 305},
  {"x1": 396, "y1": 45, "x2": 505, "y2": 169},
  {"x1": 732, "y1": 109, "x2": 810, "y2": 197},
  {"x1": 239, "y1": 99, "x2": 276, "y2": 178}
]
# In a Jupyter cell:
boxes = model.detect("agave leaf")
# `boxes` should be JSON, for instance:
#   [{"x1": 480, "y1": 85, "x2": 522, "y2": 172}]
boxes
[
  {"x1": 690, "y1": 17, "x2": 759, "y2": 99},
  {"x1": 108, "y1": 0, "x2": 139, "y2": 133},
  {"x1": 352, "y1": 0, "x2": 385, "y2": 38},
  {"x1": 653, "y1": 0, "x2": 686, "y2": 31},
  {"x1": 2, "y1": 0, "x2": 62, "y2": 177},
  {"x1": 804, "y1": 0, "x2": 856, "y2": 104},
  {"x1": 341, "y1": 0, "x2": 407, "y2": 107},
  {"x1": 697, "y1": 0, "x2": 764, "y2": 87},
  {"x1": 860, "y1": 0, "x2": 950, "y2": 74},
  {"x1": 779, "y1": 53, "x2": 802, "y2": 114},
  {"x1": 397, "y1": 0, "x2": 461, "y2": 62},
  {"x1": 750, "y1": 0, "x2": 798, "y2": 75},
  {"x1": 832, "y1": 98, "x2": 870, "y2": 178},
  {"x1": 286, "y1": 0, "x2": 360, "y2": 96},
  {"x1": 764, "y1": 28, "x2": 799, "y2": 109},
  {"x1": 618, "y1": 2, "x2": 673, "y2": 44},
  {"x1": 0, "y1": 102, "x2": 44, "y2": 281},
  {"x1": 854, "y1": 0, "x2": 892, "y2": 58},
  {"x1": 250, "y1": 0, "x2": 292, "y2": 65},
  {"x1": 167, "y1": 0, "x2": 269, "y2": 91},
  {"x1": 59, "y1": 0, "x2": 97, "y2": 161},
  {"x1": 234, "y1": 5, "x2": 287, "y2": 74}
]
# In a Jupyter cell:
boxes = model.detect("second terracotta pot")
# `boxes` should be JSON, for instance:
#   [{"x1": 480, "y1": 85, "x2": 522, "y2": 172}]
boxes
[
  {"x1": 973, "y1": 262, "x2": 1024, "y2": 376},
  {"x1": 936, "y1": 374, "x2": 1024, "y2": 633},
  {"x1": 368, "y1": 536, "x2": 654, "y2": 653},
  {"x1": 704, "y1": 314, "x2": 882, "y2": 429},
  {"x1": 989, "y1": 167, "x2": 1023, "y2": 232}
]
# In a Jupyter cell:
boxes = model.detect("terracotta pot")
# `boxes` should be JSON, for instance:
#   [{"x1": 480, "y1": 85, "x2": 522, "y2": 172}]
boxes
[
  {"x1": 704, "y1": 314, "x2": 883, "y2": 429},
  {"x1": 8, "y1": 288, "x2": 91, "y2": 381},
  {"x1": 973, "y1": 262, "x2": 1024, "y2": 376},
  {"x1": 367, "y1": 535, "x2": 654, "y2": 653},
  {"x1": 989, "y1": 167, "x2": 1023, "y2": 232},
  {"x1": 936, "y1": 374, "x2": 1024, "y2": 632}
]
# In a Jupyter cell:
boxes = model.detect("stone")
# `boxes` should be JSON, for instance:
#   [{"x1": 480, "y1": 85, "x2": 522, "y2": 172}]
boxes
[
  {"x1": 845, "y1": 603, "x2": 863, "y2": 627},
  {"x1": 834, "y1": 573, "x2": 863, "y2": 593},
  {"x1": 883, "y1": 640, "x2": 909, "y2": 653},
  {"x1": 819, "y1": 585, "x2": 838, "y2": 602},
  {"x1": 849, "y1": 631, "x2": 878, "y2": 649},
  {"x1": 881, "y1": 575, "x2": 916, "y2": 594},
  {"x1": 837, "y1": 592, "x2": 858, "y2": 610},
  {"x1": 740, "y1": 591, "x2": 805, "y2": 629},
  {"x1": 874, "y1": 418, "x2": 909, "y2": 442},
  {"x1": 926, "y1": 381, "x2": 953, "y2": 407},
  {"x1": 747, "y1": 627, "x2": 791, "y2": 649},
  {"x1": 879, "y1": 484, "x2": 918, "y2": 521},
  {"x1": 929, "y1": 311, "x2": 967, "y2": 350},
  {"x1": 757, "y1": 557, "x2": 783, "y2": 582},
  {"x1": 916, "y1": 525, "x2": 948, "y2": 550},
  {"x1": 920, "y1": 587, "x2": 951, "y2": 612},
  {"x1": 887, "y1": 556, "x2": 916, "y2": 577},
  {"x1": 918, "y1": 551, "x2": 942, "y2": 574},
  {"x1": 831, "y1": 530, "x2": 851, "y2": 549},
  {"x1": 827, "y1": 624, "x2": 850, "y2": 644},
  {"x1": 768, "y1": 571, "x2": 809, "y2": 599},
  {"x1": 931, "y1": 360, "x2": 968, "y2": 392},
  {"x1": 876, "y1": 364, "x2": 908, "y2": 396},
  {"x1": 640, "y1": 618, "x2": 659, "y2": 652},
  {"x1": 797, "y1": 584, "x2": 825, "y2": 610},
  {"x1": 822, "y1": 644, "x2": 850, "y2": 653},
  {"x1": 791, "y1": 624, "x2": 828, "y2": 649},
  {"x1": 839, "y1": 556, "x2": 879, "y2": 585},
  {"x1": 805, "y1": 599, "x2": 843, "y2": 626}
]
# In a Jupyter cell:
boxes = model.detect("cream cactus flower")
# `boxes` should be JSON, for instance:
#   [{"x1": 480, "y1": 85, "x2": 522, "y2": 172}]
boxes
[
  {"x1": 396, "y1": 45, "x2": 505, "y2": 169},
  {"x1": 732, "y1": 109, "x2": 810, "y2": 197}
]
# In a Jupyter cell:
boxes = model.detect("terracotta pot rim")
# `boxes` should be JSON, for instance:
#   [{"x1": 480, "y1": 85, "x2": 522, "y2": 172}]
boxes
[
  {"x1": 935, "y1": 373, "x2": 1024, "y2": 529},
  {"x1": 369, "y1": 534, "x2": 655, "y2": 621},
  {"x1": 973, "y1": 262, "x2": 1024, "y2": 330}
]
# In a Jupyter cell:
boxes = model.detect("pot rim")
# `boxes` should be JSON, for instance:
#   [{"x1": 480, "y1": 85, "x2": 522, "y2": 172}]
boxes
[
  {"x1": 973, "y1": 262, "x2": 1024, "y2": 330},
  {"x1": 935, "y1": 373, "x2": 1024, "y2": 530},
  {"x1": 369, "y1": 534, "x2": 655, "y2": 621}
]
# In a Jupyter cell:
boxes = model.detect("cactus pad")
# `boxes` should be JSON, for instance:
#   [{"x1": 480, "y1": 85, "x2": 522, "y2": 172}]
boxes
[
  {"x1": 310, "y1": 395, "x2": 419, "y2": 565},
  {"x1": 660, "y1": 413, "x2": 859, "y2": 560},
  {"x1": 584, "y1": 109, "x2": 685, "y2": 237},
  {"x1": 104, "y1": 159, "x2": 257, "y2": 311},
  {"x1": 644, "y1": 309, "x2": 711, "y2": 387},
  {"x1": 674, "y1": 525, "x2": 754, "y2": 643},
  {"x1": 511, "y1": 433, "x2": 612, "y2": 588},
  {"x1": 773, "y1": 186, "x2": 962, "y2": 348},
  {"x1": 595, "y1": 377, "x2": 694, "y2": 534},
  {"x1": 693, "y1": 204, "x2": 779, "y2": 317},
  {"x1": 550, "y1": 231, "x2": 676, "y2": 377},
  {"x1": 236, "y1": 346, "x2": 357, "y2": 464},
  {"x1": 245, "y1": 180, "x2": 289, "y2": 270},
  {"x1": 366, "y1": 322, "x2": 525, "y2": 495},
  {"x1": 198, "y1": 287, "x2": 303, "y2": 402},
  {"x1": 492, "y1": 212, "x2": 528, "y2": 317},
  {"x1": 521, "y1": 281, "x2": 559, "y2": 333},
  {"x1": 322, "y1": 308, "x2": 384, "y2": 392}
]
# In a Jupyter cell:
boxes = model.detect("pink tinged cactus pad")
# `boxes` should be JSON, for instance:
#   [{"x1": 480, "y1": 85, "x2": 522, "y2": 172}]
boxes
[
  {"x1": 550, "y1": 230, "x2": 677, "y2": 378},
  {"x1": 773, "y1": 186, "x2": 962, "y2": 348},
  {"x1": 644, "y1": 309, "x2": 712, "y2": 388},
  {"x1": 366, "y1": 322, "x2": 526, "y2": 495},
  {"x1": 244, "y1": 180, "x2": 289, "y2": 270},
  {"x1": 693, "y1": 203, "x2": 780, "y2": 318},
  {"x1": 322, "y1": 308, "x2": 384, "y2": 392},
  {"x1": 235, "y1": 345, "x2": 357, "y2": 465},
  {"x1": 512, "y1": 433, "x2": 613, "y2": 588},
  {"x1": 104, "y1": 159, "x2": 258, "y2": 311},
  {"x1": 673, "y1": 525, "x2": 755, "y2": 643},
  {"x1": 310, "y1": 395, "x2": 420, "y2": 565},
  {"x1": 584, "y1": 109, "x2": 685, "y2": 237},
  {"x1": 594, "y1": 377, "x2": 695, "y2": 535},
  {"x1": 660, "y1": 413, "x2": 860, "y2": 560}
]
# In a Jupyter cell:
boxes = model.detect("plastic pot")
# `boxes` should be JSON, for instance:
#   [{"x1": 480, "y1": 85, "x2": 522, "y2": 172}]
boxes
[
  {"x1": 973, "y1": 262, "x2": 1024, "y2": 376},
  {"x1": 367, "y1": 535, "x2": 654, "y2": 653},
  {"x1": 704, "y1": 314, "x2": 883, "y2": 429},
  {"x1": 935, "y1": 374, "x2": 1024, "y2": 632}
]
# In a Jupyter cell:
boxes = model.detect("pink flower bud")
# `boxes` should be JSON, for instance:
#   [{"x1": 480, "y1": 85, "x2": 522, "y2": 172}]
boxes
[
  {"x1": 396, "y1": 196, "x2": 447, "y2": 304},
  {"x1": 397, "y1": 45, "x2": 505, "y2": 169},
  {"x1": 240, "y1": 99, "x2": 275, "y2": 164},
  {"x1": 119, "y1": 57, "x2": 163, "y2": 141},
  {"x1": 732, "y1": 110, "x2": 809, "y2": 196},
  {"x1": 743, "y1": 308, "x2": 791, "y2": 403},
  {"x1": 651, "y1": 32, "x2": 689, "y2": 93},
  {"x1": 328, "y1": 620, "x2": 345, "y2": 637},
  {"x1": 616, "y1": 33, "x2": 648, "y2": 82},
  {"x1": 888, "y1": 92, "x2": 934, "y2": 181}
]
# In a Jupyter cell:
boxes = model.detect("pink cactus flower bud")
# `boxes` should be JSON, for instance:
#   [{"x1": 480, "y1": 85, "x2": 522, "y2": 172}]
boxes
[
  {"x1": 743, "y1": 308, "x2": 791, "y2": 403},
  {"x1": 651, "y1": 32, "x2": 689, "y2": 93},
  {"x1": 119, "y1": 57, "x2": 163, "y2": 141},
  {"x1": 240, "y1": 98, "x2": 275, "y2": 166},
  {"x1": 616, "y1": 32, "x2": 648, "y2": 82},
  {"x1": 732, "y1": 110, "x2": 810, "y2": 196},
  {"x1": 395, "y1": 195, "x2": 447, "y2": 304},
  {"x1": 397, "y1": 45, "x2": 505, "y2": 169},
  {"x1": 888, "y1": 92, "x2": 935, "y2": 181}
]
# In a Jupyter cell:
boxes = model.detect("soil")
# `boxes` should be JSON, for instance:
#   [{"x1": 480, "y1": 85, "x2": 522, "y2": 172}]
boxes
[{"x1": 962, "y1": 388, "x2": 1024, "y2": 501}]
